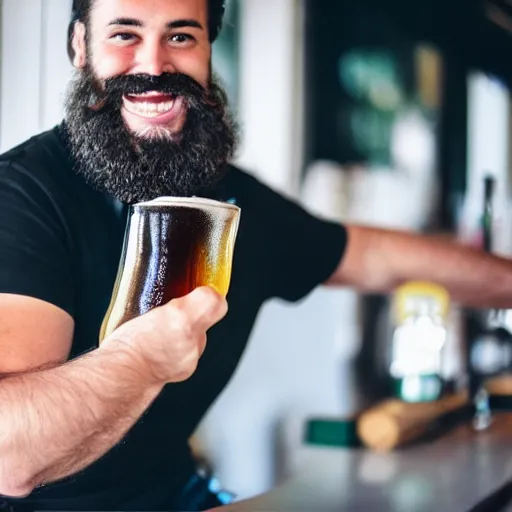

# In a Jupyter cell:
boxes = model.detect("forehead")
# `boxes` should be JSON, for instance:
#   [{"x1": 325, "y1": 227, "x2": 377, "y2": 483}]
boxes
[{"x1": 90, "y1": 0, "x2": 208, "y2": 25}]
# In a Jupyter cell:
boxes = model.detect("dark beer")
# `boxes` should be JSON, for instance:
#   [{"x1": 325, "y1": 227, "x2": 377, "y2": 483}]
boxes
[{"x1": 100, "y1": 197, "x2": 240, "y2": 342}]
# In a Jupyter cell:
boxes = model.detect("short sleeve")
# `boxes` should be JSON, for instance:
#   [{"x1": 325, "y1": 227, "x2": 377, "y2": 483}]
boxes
[
  {"x1": 0, "y1": 160, "x2": 75, "y2": 316},
  {"x1": 248, "y1": 176, "x2": 348, "y2": 302}
]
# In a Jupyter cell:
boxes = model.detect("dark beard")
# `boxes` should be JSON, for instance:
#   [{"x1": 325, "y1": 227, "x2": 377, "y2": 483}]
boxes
[{"x1": 63, "y1": 68, "x2": 239, "y2": 204}]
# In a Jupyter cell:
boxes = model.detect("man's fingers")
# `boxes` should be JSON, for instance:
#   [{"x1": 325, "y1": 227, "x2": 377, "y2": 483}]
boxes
[{"x1": 172, "y1": 286, "x2": 228, "y2": 330}]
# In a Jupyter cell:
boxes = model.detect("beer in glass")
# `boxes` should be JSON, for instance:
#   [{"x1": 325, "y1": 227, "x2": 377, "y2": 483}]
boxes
[{"x1": 100, "y1": 197, "x2": 241, "y2": 342}]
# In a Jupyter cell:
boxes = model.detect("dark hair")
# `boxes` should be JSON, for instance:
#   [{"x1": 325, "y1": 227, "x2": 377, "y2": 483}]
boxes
[{"x1": 67, "y1": 0, "x2": 226, "y2": 61}]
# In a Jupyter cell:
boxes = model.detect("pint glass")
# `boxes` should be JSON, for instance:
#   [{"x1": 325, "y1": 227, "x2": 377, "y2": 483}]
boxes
[{"x1": 99, "y1": 197, "x2": 241, "y2": 342}]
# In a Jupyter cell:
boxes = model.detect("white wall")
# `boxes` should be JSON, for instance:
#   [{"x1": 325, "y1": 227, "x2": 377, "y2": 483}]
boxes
[
  {"x1": 234, "y1": 0, "x2": 304, "y2": 198},
  {"x1": 0, "y1": 0, "x2": 72, "y2": 152},
  {"x1": 461, "y1": 72, "x2": 512, "y2": 256}
]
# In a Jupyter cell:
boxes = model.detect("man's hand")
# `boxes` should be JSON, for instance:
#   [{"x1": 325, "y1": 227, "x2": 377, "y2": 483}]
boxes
[{"x1": 103, "y1": 286, "x2": 228, "y2": 385}]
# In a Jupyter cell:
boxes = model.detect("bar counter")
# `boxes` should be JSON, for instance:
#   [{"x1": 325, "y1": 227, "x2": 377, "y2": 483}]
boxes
[{"x1": 213, "y1": 413, "x2": 512, "y2": 511}]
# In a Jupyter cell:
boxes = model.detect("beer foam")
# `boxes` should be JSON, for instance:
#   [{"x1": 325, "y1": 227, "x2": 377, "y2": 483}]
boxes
[{"x1": 136, "y1": 196, "x2": 240, "y2": 213}]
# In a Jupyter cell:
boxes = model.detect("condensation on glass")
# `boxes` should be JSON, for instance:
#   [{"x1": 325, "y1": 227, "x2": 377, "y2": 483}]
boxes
[{"x1": 100, "y1": 197, "x2": 241, "y2": 342}]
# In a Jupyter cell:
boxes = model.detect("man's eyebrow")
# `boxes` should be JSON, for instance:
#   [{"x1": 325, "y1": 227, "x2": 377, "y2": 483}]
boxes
[
  {"x1": 108, "y1": 18, "x2": 204, "y2": 30},
  {"x1": 168, "y1": 19, "x2": 204, "y2": 31},
  {"x1": 108, "y1": 18, "x2": 143, "y2": 27}
]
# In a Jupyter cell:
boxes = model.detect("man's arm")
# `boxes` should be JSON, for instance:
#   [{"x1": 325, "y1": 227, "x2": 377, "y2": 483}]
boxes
[
  {"x1": 326, "y1": 225, "x2": 512, "y2": 308},
  {"x1": 0, "y1": 341, "x2": 162, "y2": 498},
  {"x1": 0, "y1": 295, "x2": 74, "y2": 373},
  {"x1": 0, "y1": 287, "x2": 227, "y2": 498}
]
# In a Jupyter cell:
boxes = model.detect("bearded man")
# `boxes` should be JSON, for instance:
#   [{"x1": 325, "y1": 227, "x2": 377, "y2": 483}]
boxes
[{"x1": 1, "y1": 1, "x2": 512, "y2": 511}]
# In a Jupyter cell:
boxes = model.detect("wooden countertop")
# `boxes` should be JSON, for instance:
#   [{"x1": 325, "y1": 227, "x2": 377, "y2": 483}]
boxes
[{"x1": 212, "y1": 413, "x2": 512, "y2": 512}]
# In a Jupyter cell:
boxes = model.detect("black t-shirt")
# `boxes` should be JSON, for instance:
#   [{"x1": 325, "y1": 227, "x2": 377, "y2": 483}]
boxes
[{"x1": 0, "y1": 125, "x2": 347, "y2": 510}]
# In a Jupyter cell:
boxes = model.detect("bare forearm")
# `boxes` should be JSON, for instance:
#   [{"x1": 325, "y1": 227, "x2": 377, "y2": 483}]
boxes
[
  {"x1": 383, "y1": 230, "x2": 512, "y2": 307},
  {"x1": 331, "y1": 225, "x2": 512, "y2": 308},
  {"x1": 0, "y1": 342, "x2": 162, "y2": 497}
]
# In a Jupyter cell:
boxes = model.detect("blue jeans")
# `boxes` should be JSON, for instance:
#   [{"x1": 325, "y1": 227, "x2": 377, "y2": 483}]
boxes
[{"x1": 170, "y1": 472, "x2": 235, "y2": 511}]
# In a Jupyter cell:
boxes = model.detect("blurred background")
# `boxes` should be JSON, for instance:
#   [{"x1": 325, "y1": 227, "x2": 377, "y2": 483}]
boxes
[{"x1": 2, "y1": 0, "x2": 512, "y2": 501}]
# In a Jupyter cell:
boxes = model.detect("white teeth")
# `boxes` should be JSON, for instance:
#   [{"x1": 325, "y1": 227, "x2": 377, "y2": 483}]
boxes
[
  {"x1": 133, "y1": 91, "x2": 168, "y2": 98},
  {"x1": 125, "y1": 99, "x2": 176, "y2": 118}
]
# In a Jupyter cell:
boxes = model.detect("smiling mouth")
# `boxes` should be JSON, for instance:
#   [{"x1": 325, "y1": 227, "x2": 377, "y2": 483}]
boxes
[{"x1": 122, "y1": 91, "x2": 185, "y2": 121}]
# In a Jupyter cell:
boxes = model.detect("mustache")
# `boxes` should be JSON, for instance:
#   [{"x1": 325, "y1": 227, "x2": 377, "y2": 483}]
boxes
[{"x1": 90, "y1": 72, "x2": 213, "y2": 111}]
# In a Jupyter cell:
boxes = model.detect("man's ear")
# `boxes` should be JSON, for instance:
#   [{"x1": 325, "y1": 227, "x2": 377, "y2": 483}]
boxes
[{"x1": 71, "y1": 21, "x2": 87, "y2": 69}]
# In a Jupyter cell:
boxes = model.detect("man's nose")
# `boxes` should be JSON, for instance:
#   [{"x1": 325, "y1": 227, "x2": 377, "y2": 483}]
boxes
[{"x1": 134, "y1": 40, "x2": 176, "y2": 76}]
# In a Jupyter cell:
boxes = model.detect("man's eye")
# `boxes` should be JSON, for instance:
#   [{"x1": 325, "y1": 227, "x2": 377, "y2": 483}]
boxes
[
  {"x1": 111, "y1": 33, "x2": 136, "y2": 42},
  {"x1": 169, "y1": 34, "x2": 195, "y2": 44}
]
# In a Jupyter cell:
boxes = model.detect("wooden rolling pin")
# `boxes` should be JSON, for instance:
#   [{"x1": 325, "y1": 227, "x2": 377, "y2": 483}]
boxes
[
  {"x1": 356, "y1": 390, "x2": 467, "y2": 452},
  {"x1": 357, "y1": 374, "x2": 512, "y2": 452}
]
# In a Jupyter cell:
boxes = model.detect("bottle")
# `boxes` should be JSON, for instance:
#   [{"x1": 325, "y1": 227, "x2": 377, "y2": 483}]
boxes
[
  {"x1": 464, "y1": 174, "x2": 499, "y2": 430},
  {"x1": 388, "y1": 281, "x2": 451, "y2": 403}
]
